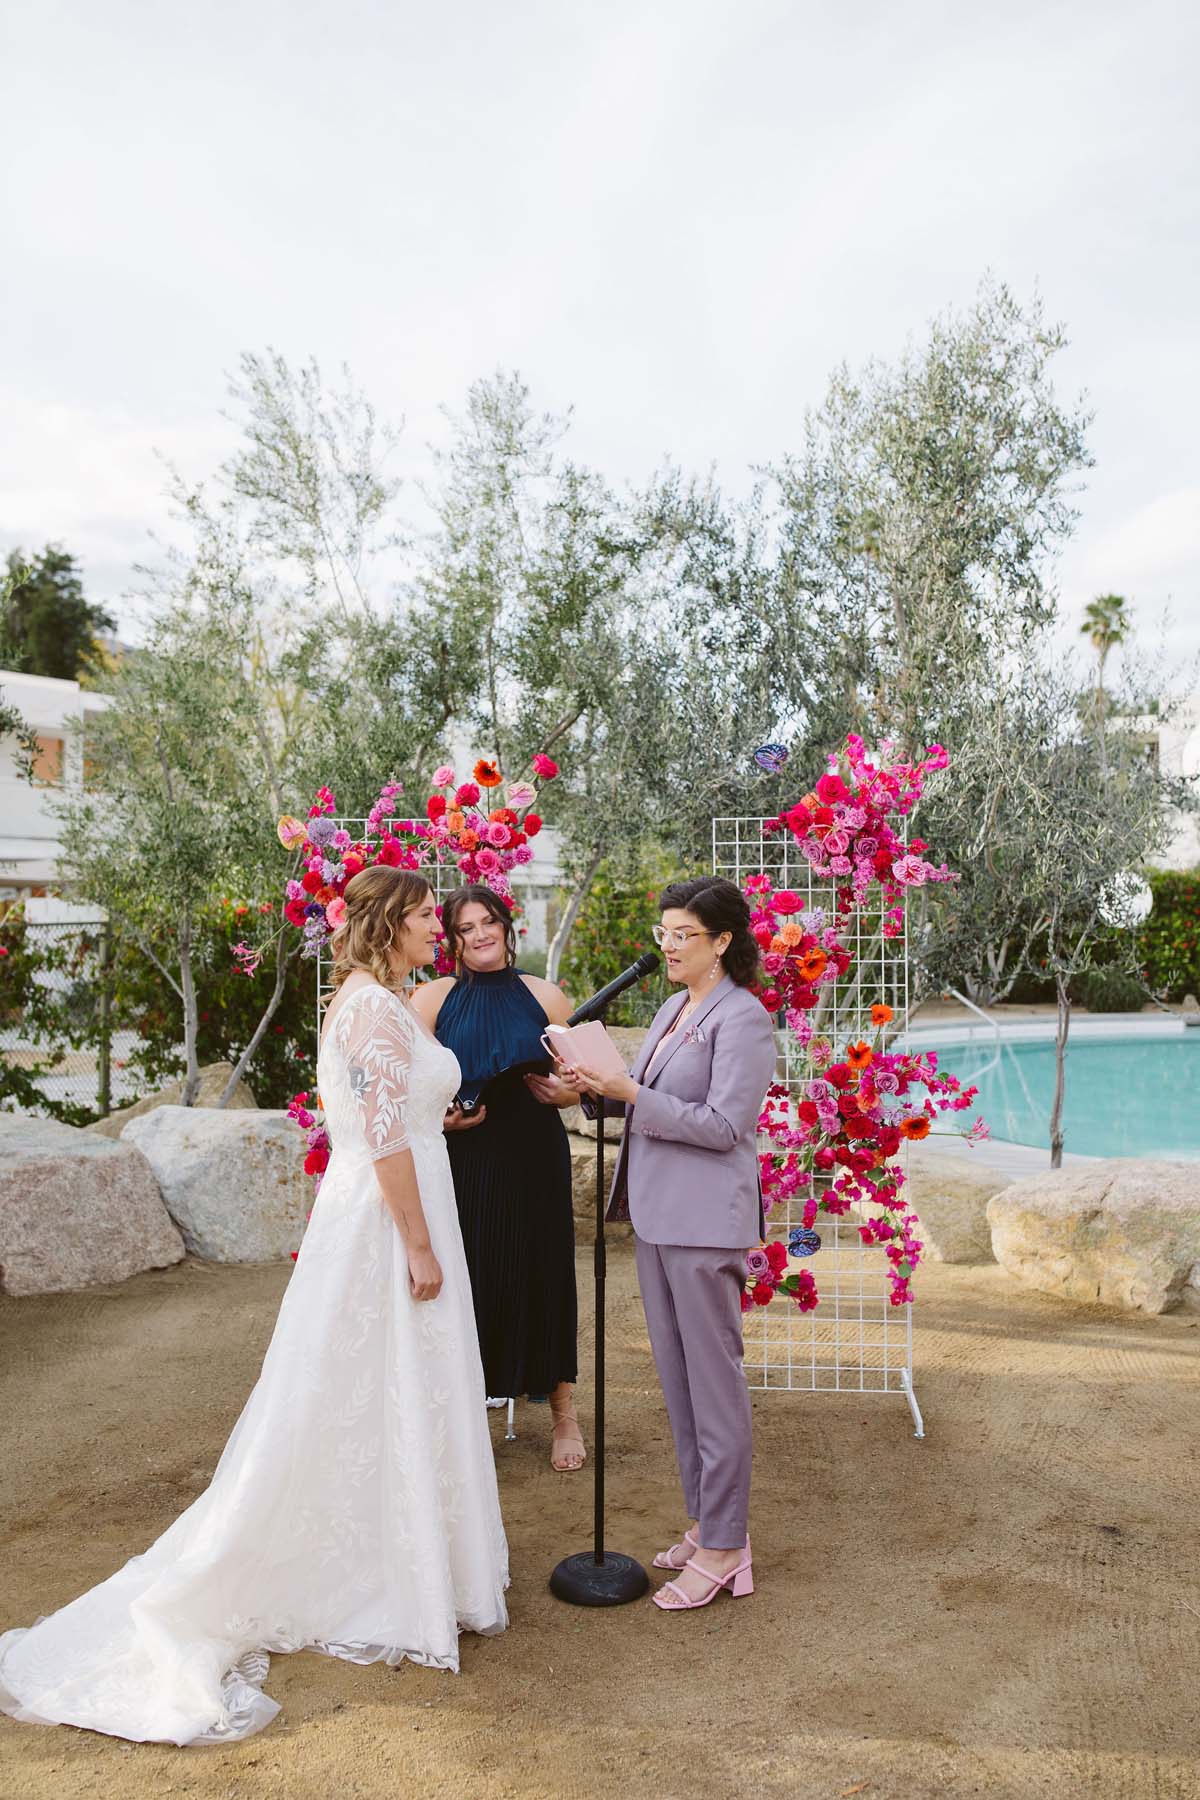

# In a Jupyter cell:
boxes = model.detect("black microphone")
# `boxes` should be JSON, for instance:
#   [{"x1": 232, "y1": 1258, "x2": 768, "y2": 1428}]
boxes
[{"x1": 566, "y1": 951, "x2": 660, "y2": 1025}]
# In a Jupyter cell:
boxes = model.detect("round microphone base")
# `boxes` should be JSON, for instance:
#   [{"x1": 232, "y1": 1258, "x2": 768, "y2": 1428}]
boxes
[{"x1": 549, "y1": 1551, "x2": 649, "y2": 1608}]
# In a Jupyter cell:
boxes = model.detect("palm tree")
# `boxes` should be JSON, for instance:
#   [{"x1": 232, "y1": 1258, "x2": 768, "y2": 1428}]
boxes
[{"x1": 1080, "y1": 592, "x2": 1130, "y2": 713}]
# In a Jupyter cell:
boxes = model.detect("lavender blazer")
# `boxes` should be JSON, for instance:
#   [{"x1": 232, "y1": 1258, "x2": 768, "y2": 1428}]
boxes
[{"x1": 599, "y1": 976, "x2": 778, "y2": 1249}]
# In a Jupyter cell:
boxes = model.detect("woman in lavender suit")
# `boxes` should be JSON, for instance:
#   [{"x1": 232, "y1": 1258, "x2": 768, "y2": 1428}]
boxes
[{"x1": 564, "y1": 876, "x2": 777, "y2": 1612}]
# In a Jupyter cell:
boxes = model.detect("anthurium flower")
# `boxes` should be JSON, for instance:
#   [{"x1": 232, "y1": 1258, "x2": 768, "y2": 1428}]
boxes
[
  {"x1": 277, "y1": 815, "x2": 306, "y2": 850},
  {"x1": 506, "y1": 781, "x2": 536, "y2": 809}
]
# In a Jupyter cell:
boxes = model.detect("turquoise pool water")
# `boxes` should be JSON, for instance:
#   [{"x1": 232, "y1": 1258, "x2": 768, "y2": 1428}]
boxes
[{"x1": 925, "y1": 1033, "x2": 1200, "y2": 1160}]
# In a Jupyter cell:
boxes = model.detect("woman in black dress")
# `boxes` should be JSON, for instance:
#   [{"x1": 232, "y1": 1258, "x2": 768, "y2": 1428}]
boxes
[{"x1": 410, "y1": 886, "x2": 585, "y2": 1472}]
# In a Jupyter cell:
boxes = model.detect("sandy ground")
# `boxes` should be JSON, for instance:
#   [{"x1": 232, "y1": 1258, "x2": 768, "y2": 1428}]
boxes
[{"x1": 2, "y1": 1246, "x2": 1199, "y2": 1800}]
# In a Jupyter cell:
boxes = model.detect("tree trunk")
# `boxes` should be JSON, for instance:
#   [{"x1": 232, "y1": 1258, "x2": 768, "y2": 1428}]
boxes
[
  {"x1": 178, "y1": 917, "x2": 202, "y2": 1106},
  {"x1": 1049, "y1": 972, "x2": 1070, "y2": 1168},
  {"x1": 546, "y1": 847, "x2": 603, "y2": 985},
  {"x1": 219, "y1": 936, "x2": 304, "y2": 1106}
]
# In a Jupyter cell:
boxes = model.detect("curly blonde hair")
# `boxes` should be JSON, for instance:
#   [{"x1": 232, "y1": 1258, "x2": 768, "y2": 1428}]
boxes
[{"x1": 329, "y1": 866, "x2": 433, "y2": 993}]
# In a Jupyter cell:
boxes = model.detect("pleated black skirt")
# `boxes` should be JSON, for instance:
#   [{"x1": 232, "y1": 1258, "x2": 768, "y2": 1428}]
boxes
[{"x1": 445, "y1": 1070, "x2": 578, "y2": 1396}]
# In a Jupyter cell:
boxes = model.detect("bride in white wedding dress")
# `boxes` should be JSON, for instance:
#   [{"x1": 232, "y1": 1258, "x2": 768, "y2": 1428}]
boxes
[{"x1": 0, "y1": 867, "x2": 509, "y2": 1746}]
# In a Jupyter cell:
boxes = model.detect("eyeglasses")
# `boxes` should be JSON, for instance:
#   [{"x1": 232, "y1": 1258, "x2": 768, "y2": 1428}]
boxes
[{"x1": 652, "y1": 925, "x2": 713, "y2": 950}]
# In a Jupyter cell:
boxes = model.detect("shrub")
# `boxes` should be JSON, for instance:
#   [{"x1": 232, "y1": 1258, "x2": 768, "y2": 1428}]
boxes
[
  {"x1": 559, "y1": 851, "x2": 673, "y2": 1025},
  {"x1": 1075, "y1": 966, "x2": 1145, "y2": 1012},
  {"x1": 1138, "y1": 867, "x2": 1200, "y2": 1002}
]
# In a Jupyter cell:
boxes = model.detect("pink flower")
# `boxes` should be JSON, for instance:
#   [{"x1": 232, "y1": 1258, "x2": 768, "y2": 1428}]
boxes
[
  {"x1": 433, "y1": 764, "x2": 455, "y2": 787},
  {"x1": 485, "y1": 820, "x2": 511, "y2": 847},
  {"x1": 513, "y1": 843, "x2": 534, "y2": 864},
  {"x1": 829, "y1": 855, "x2": 852, "y2": 875},
  {"x1": 772, "y1": 890, "x2": 803, "y2": 915},
  {"x1": 455, "y1": 782, "x2": 481, "y2": 806},
  {"x1": 325, "y1": 897, "x2": 347, "y2": 931},
  {"x1": 531, "y1": 753, "x2": 559, "y2": 780},
  {"x1": 506, "y1": 781, "x2": 536, "y2": 809},
  {"x1": 475, "y1": 847, "x2": 501, "y2": 875}
]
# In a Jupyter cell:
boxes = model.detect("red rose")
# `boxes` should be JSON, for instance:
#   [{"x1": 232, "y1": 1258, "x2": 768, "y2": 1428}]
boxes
[
  {"x1": 376, "y1": 838, "x2": 404, "y2": 867},
  {"x1": 751, "y1": 1281, "x2": 775, "y2": 1306},
  {"x1": 532, "y1": 754, "x2": 558, "y2": 780},
  {"x1": 825, "y1": 1063, "x2": 852, "y2": 1089},
  {"x1": 765, "y1": 1241, "x2": 788, "y2": 1276},
  {"x1": 304, "y1": 1145, "x2": 329, "y2": 1175},
  {"x1": 760, "y1": 988, "x2": 782, "y2": 1012},
  {"x1": 815, "y1": 772, "x2": 848, "y2": 804},
  {"x1": 523, "y1": 813, "x2": 542, "y2": 837},
  {"x1": 427, "y1": 794, "x2": 447, "y2": 821}
]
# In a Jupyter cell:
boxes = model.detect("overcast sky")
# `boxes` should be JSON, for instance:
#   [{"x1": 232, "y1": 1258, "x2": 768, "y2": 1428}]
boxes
[{"x1": 3, "y1": 0, "x2": 1197, "y2": 678}]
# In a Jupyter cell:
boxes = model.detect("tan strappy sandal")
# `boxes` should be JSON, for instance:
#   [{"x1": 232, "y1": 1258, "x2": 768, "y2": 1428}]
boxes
[{"x1": 549, "y1": 1389, "x2": 587, "y2": 1472}]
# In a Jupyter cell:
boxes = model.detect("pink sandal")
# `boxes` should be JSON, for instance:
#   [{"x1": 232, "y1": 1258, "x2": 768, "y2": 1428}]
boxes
[
  {"x1": 652, "y1": 1528, "x2": 698, "y2": 1571},
  {"x1": 652, "y1": 1547, "x2": 754, "y2": 1611}
]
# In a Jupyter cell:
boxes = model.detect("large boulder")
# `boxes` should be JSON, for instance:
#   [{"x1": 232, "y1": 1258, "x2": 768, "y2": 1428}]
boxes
[
  {"x1": 0, "y1": 1113, "x2": 185, "y2": 1295},
  {"x1": 567, "y1": 1134, "x2": 630, "y2": 1243},
  {"x1": 988, "y1": 1160, "x2": 1200, "y2": 1314},
  {"x1": 85, "y1": 1061, "x2": 258, "y2": 1141},
  {"x1": 122, "y1": 1107, "x2": 309, "y2": 1262},
  {"x1": 899, "y1": 1148, "x2": 1012, "y2": 1263}
]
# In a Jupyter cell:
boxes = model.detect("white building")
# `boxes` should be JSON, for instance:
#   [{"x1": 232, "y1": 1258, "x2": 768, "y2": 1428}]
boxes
[
  {"x1": 0, "y1": 670, "x2": 111, "y2": 897},
  {"x1": 1130, "y1": 700, "x2": 1200, "y2": 871}
]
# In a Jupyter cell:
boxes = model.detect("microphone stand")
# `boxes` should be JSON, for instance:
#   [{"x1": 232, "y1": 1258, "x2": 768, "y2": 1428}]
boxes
[{"x1": 549, "y1": 990, "x2": 649, "y2": 1607}]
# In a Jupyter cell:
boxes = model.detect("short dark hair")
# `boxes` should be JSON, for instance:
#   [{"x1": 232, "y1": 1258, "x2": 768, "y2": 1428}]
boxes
[
  {"x1": 441, "y1": 884, "x2": 518, "y2": 971},
  {"x1": 658, "y1": 875, "x2": 761, "y2": 987}
]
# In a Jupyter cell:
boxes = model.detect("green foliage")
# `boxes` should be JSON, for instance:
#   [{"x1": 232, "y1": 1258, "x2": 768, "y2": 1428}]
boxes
[
  {"x1": 559, "y1": 851, "x2": 674, "y2": 1025},
  {"x1": 107, "y1": 902, "x2": 317, "y2": 1105},
  {"x1": 1138, "y1": 868, "x2": 1200, "y2": 1000},
  {"x1": 1075, "y1": 966, "x2": 1146, "y2": 1012},
  {"x1": 0, "y1": 903, "x2": 317, "y2": 1118},
  {"x1": 0, "y1": 909, "x2": 109, "y2": 1123},
  {"x1": 3, "y1": 546, "x2": 116, "y2": 681}
]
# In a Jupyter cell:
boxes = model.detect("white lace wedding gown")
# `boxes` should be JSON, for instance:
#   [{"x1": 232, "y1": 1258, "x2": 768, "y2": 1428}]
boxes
[{"x1": 0, "y1": 982, "x2": 509, "y2": 1745}]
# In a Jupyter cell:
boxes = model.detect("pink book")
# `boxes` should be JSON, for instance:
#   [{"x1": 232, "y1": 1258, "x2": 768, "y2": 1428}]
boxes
[{"x1": 541, "y1": 1020, "x2": 628, "y2": 1079}]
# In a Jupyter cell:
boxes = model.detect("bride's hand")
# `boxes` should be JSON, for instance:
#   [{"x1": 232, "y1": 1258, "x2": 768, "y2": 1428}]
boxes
[
  {"x1": 407, "y1": 1244, "x2": 443, "y2": 1302},
  {"x1": 443, "y1": 1102, "x2": 487, "y2": 1132}
]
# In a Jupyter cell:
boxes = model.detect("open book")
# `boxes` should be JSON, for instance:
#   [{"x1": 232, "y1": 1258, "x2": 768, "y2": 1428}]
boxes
[{"x1": 541, "y1": 1020, "x2": 628, "y2": 1080}]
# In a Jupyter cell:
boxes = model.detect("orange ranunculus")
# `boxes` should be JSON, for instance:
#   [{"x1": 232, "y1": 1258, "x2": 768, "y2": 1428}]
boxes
[
  {"x1": 871, "y1": 1002, "x2": 894, "y2": 1026},
  {"x1": 446, "y1": 809, "x2": 465, "y2": 832},
  {"x1": 473, "y1": 759, "x2": 502, "y2": 788},
  {"x1": 778, "y1": 921, "x2": 804, "y2": 947},
  {"x1": 459, "y1": 829, "x2": 480, "y2": 851},
  {"x1": 846, "y1": 1041, "x2": 873, "y2": 1070},
  {"x1": 797, "y1": 946, "x2": 827, "y2": 980},
  {"x1": 899, "y1": 1115, "x2": 931, "y2": 1140}
]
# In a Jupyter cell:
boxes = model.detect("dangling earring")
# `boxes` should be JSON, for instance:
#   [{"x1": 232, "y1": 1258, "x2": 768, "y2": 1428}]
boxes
[{"x1": 710, "y1": 954, "x2": 722, "y2": 981}]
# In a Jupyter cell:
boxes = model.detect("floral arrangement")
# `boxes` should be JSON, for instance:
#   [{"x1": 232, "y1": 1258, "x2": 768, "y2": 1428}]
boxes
[
  {"x1": 765, "y1": 733, "x2": 955, "y2": 937},
  {"x1": 742, "y1": 736, "x2": 985, "y2": 1313},
  {"x1": 272, "y1": 754, "x2": 558, "y2": 965},
  {"x1": 271, "y1": 752, "x2": 560, "y2": 1202}
]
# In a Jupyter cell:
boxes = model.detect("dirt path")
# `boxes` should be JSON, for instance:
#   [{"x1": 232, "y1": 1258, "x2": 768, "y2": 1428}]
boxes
[{"x1": 2, "y1": 1249, "x2": 1199, "y2": 1800}]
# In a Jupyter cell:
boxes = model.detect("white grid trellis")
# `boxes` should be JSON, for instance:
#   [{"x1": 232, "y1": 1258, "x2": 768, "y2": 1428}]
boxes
[{"x1": 712, "y1": 816, "x2": 924, "y2": 1438}]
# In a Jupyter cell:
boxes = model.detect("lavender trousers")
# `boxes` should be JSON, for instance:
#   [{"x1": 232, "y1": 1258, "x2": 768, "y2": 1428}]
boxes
[{"x1": 634, "y1": 1235, "x2": 752, "y2": 1550}]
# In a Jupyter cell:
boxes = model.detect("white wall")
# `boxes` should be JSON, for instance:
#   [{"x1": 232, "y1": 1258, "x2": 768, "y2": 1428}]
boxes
[{"x1": 0, "y1": 670, "x2": 111, "y2": 894}]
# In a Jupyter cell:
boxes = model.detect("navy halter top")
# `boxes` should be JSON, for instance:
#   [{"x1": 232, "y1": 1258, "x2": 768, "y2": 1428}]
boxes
[{"x1": 435, "y1": 967, "x2": 553, "y2": 1108}]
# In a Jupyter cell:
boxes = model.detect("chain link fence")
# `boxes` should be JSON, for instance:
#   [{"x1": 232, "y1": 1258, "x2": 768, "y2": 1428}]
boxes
[{"x1": 0, "y1": 918, "x2": 142, "y2": 1122}]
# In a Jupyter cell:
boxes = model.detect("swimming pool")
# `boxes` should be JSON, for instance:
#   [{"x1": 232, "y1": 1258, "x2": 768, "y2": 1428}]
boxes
[{"x1": 914, "y1": 1029, "x2": 1200, "y2": 1160}]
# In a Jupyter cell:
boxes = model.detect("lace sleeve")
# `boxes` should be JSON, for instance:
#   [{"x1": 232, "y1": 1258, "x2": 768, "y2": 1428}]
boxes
[{"x1": 334, "y1": 987, "x2": 415, "y2": 1160}]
